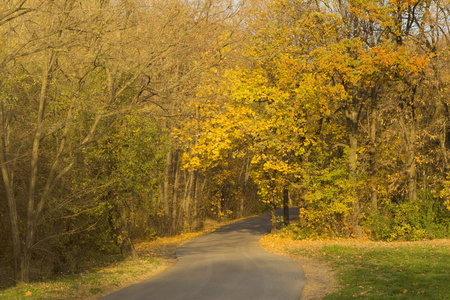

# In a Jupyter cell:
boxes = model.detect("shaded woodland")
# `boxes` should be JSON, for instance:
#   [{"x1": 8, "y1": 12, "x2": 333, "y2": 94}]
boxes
[{"x1": 1, "y1": 0, "x2": 450, "y2": 287}]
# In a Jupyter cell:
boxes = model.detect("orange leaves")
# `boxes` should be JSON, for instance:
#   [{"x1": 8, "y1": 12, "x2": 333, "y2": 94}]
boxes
[
  {"x1": 309, "y1": 36, "x2": 428, "y2": 90},
  {"x1": 348, "y1": 0, "x2": 394, "y2": 27},
  {"x1": 368, "y1": 43, "x2": 428, "y2": 78},
  {"x1": 348, "y1": 0, "x2": 420, "y2": 27}
]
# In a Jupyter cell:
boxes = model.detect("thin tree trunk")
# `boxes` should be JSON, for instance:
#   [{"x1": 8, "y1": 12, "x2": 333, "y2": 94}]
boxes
[
  {"x1": 183, "y1": 168, "x2": 194, "y2": 230},
  {"x1": 270, "y1": 192, "x2": 277, "y2": 234},
  {"x1": 239, "y1": 194, "x2": 245, "y2": 218},
  {"x1": 172, "y1": 153, "x2": 180, "y2": 232},
  {"x1": 182, "y1": 169, "x2": 189, "y2": 229},
  {"x1": 399, "y1": 101, "x2": 418, "y2": 203},
  {"x1": 0, "y1": 148, "x2": 21, "y2": 281},
  {"x1": 193, "y1": 176, "x2": 207, "y2": 230},
  {"x1": 406, "y1": 122, "x2": 417, "y2": 202},
  {"x1": 21, "y1": 50, "x2": 56, "y2": 283},
  {"x1": 218, "y1": 191, "x2": 223, "y2": 222},
  {"x1": 190, "y1": 106, "x2": 200, "y2": 228},
  {"x1": 108, "y1": 205, "x2": 138, "y2": 260},
  {"x1": 191, "y1": 171, "x2": 198, "y2": 229},
  {"x1": 369, "y1": 108, "x2": 378, "y2": 210},
  {"x1": 0, "y1": 89, "x2": 21, "y2": 277},
  {"x1": 347, "y1": 108, "x2": 362, "y2": 238},
  {"x1": 239, "y1": 158, "x2": 250, "y2": 218},
  {"x1": 441, "y1": 121, "x2": 449, "y2": 171},
  {"x1": 283, "y1": 188, "x2": 289, "y2": 226},
  {"x1": 163, "y1": 148, "x2": 172, "y2": 229}
]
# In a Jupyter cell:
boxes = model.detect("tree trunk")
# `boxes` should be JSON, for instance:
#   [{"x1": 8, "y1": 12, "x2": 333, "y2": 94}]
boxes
[
  {"x1": 191, "y1": 171, "x2": 198, "y2": 229},
  {"x1": 108, "y1": 206, "x2": 138, "y2": 260},
  {"x1": 239, "y1": 158, "x2": 251, "y2": 218},
  {"x1": 441, "y1": 121, "x2": 449, "y2": 172},
  {"x1": 406, "y1": 123, "x2": 417, "y2": 202},
  {"x1": 0, "y1": 147, "x2": 22, "y2": 281},
  {"x1": 218, "y1": 191, "x2": 223, "y2": 222},
  {"x1": 270, "y1": 193, "x2": 277, "y2": 234},
  {"x1": 183, "y1": 168, "x2": 194, "y2": 230},
  {"x1": 283, "y1": 188, "x2": 289, "y2": 226},
  {"x1": 399, "y1": 100, "x2": 418, "y2": 203},
  {"x1": 163, "y1": 148, "x2": 172, "y2": 224},
  {"x1": 172, "y1": 152, "x2": 180, "y2": 233},
  {"x1": 369, "y1": 108, "x2": 378, "y2": 210},
  {"x1": 347, "y1": 108, "x2": 362, "y2": 238}
]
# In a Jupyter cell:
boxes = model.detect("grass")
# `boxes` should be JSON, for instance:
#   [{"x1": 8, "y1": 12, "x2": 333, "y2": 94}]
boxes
[
  {"x1": 313, "y1": 243, "x2": 449, "y2": 299},
  {"x1": 261, "y1": 234, "x2": 450, "y2": 299},
  {"x1": 0, "y1": 257, "x2": 166, "y2": 299},
  {"x1": 0, "y1": 256, "x2": 163, "y2": 300}
]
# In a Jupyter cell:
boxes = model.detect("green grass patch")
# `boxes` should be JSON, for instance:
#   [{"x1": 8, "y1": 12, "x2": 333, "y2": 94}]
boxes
[
  {"x1": 0, "y1": 256, "x2": 161, "y2": 299},
  {"x1": 288, "y1": 242, "x2": 450, "y2": 299}
]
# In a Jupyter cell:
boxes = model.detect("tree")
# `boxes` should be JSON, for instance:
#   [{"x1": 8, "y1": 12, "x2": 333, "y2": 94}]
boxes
[
  {"x1": 0, "y1": 0, "x2": 246, "y2": 283},
  {"x1": 179, "y1": 1, "x2": 324, "y2": 232},
  {"x1": 181, "y1": 0, "x2": 450, "y2": 240},
  {"x1": 1, "y1": 0, "x2": 124, "y2": 282}
]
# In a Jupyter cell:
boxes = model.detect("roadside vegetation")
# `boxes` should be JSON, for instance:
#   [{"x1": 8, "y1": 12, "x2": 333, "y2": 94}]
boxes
[
  {"x1": 0, "y1": 256, "x2": 163, "y2": 300},
  {"x1": 261, "y1": 231, "x2": 450, "y2": 299},
  {"x1": 0, "y1": 220, "x2": 233, "y2": 300},
  {"x1": 2, "y1": 0, "x2": 450, "y2": 294}
]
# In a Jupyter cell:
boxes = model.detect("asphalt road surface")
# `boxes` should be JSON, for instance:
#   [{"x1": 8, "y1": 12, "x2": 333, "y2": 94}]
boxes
[{"x1": 101, "y1": 208, "x2": 306, "y2": 300}]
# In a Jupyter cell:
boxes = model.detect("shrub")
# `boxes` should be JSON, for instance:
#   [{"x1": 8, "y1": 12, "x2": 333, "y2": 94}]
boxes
[{"x1": 365, "y1": 190, "x2": 450, "y2": 241}]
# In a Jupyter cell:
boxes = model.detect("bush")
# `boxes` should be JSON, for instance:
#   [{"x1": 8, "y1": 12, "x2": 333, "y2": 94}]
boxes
[
  {"x1": 299, "y1": 158, "x2": 356, "y2": 238},
  {"x1": 365, "y1": 190, "x2": 450, "y2": 241}
]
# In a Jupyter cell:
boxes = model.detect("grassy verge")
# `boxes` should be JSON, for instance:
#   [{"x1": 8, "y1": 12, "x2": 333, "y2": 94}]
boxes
[
  {"x1": 0, "y1": 218, "x2": 242, "y2": 300},
  {"x1": 261, "y1": 235, "x2": 450, "y2": 299},
  {"x1": 0, "y1": 256, "x2": 165, "y2": 300}
]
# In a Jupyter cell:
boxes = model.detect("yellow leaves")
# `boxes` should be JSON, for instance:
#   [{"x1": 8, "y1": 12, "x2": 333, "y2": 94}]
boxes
[
  {"x1": 440, "y1": 177, "x2": 450, "y2": 211},
  {"x1": 224, "y1": 67, "x2": 277, "y2": 104},
  {"x1": 307, "y1": 25, "x2": 430, "y2": 89},
  {"x1": 182, "y1": 153, "x2": 201, "y2": 170},
  {"x1": 349, "y1": 0, "x2": 396, "y2": 27},
  {"x1": 261, "y1": 158, "x2": 296, "y2": 176},
  {"x1": 415, "y1": 154, "x2": 425, "y2": 165}
]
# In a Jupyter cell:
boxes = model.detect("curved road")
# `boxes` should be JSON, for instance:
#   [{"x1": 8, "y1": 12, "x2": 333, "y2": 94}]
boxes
[{"x1": 102, "y1": 208, "x2": 305, "y2": 300}]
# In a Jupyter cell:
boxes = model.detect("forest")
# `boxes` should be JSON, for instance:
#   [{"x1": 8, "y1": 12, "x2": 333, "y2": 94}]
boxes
[{"x1": 1, "y1": 0, "x2": 450, "y2": 287}]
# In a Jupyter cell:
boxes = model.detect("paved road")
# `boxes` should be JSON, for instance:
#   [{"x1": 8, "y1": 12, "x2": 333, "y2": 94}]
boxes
[{"x1": 101, "y1": 208, "x2": 305, "y2": 300}]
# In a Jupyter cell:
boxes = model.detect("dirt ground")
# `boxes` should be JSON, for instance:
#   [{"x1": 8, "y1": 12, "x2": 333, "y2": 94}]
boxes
[
  {"x1": 289, "y1": 256, "x2": 337, "y2": 300},
  {"x1": 259, "y1": 236, "x2": 338, "y2": 300}
]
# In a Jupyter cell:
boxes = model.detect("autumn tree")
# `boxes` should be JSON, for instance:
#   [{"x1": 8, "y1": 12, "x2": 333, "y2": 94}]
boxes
[
  {"x1": 182, "y1": 0, "x2": 450, "y2": 240},
  {"x1": 0, "y1": 0, "x2": 247, "y2": 284},
  {"x1": 179, "y1": 1, "x2": 325, "y2": 232}
]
